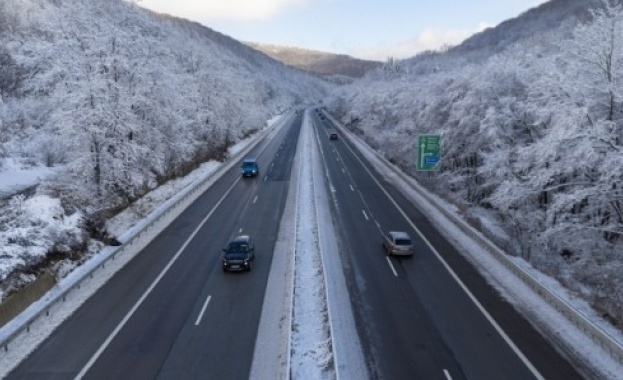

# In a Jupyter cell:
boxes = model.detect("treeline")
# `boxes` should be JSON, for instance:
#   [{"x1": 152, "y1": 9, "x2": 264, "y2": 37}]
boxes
[
  {"x1": 0, "y1": 0, "x2": 326, "y2": 221},
  {"x1": 328, "y1": 1, "x2": 623, "y2": 323},
  {"x1": 0, "y1": 0, "x2": 327, "y2": 288}
]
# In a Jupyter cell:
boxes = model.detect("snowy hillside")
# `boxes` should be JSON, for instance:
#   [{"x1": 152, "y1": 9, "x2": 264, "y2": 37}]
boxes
[
  {"x1": 327, "y1": 0, "x2": 623, "y2": 326},
  {"x1": 0, "y1": 0, "x2": 328, "y2": 299}
]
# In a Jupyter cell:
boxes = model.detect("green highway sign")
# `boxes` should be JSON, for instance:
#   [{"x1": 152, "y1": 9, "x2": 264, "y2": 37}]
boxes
[{"x1": 416, "y1": 134, "x2": 441, "y2": 171}]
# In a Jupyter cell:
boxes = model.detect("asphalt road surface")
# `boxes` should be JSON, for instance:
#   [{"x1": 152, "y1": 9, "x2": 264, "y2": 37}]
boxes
[
  {"x1": 7, "y1": 112, "x2": 302, "y2": 380},
  {"x1": 7, "y1": 108, "x2": 585, "y2": 380},
  {"x1": 311, "y1": 109, "x2": 583, "y2": 380}
]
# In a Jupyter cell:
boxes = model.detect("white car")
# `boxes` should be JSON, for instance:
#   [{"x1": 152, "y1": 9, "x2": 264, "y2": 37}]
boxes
[{"x1": 382, "y1": 231, "x2": 414, "y2": 256}]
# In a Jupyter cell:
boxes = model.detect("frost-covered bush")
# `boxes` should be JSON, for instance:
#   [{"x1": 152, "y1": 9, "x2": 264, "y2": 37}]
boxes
[{"x1": 0, "y1": 195, "x2": 85, "y2": 283}]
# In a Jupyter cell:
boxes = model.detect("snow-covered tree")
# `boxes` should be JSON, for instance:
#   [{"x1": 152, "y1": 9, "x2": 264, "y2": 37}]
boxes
[
  {"x1": 379, "y1": 57, "x2": 406, "y2": 78},
  {"x1": 0, "y1": 0, "x2": 328, "y2": 294},
  {"x1": 326, "y1": 0, "x2": 623, "y2": 323},
  {"x1": 565, "y1": 0, "x2": 623, "y2": 125}
]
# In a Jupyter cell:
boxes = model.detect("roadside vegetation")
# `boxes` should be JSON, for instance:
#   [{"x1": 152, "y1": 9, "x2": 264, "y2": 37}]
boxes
[{"x1": 327, "y1": 0, "x2": 623, "y2": 325}]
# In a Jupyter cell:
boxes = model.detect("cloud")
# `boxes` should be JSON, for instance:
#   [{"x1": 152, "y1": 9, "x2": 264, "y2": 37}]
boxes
[
  {"x1": 136, "y1": 0, "x2": 310, "y2": 21},
  {"x1": 351, "y1": 23, "x2": 493, "y2": 61}
]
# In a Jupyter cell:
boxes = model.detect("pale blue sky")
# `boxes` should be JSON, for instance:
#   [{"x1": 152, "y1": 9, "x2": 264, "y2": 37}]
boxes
[{"x1": 137, "y1": 0, "x2": 547, "y2": 60}]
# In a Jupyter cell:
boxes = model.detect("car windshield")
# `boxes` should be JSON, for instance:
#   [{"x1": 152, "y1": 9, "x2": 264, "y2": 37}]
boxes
[
  {"x1": 395, "y1": 239, "x2": 411, "y2": 245},
  {"x1": 224, "y1": 252, "x2": 248, "y2": 258},
  {"x1": 227, "y1": 243, "x2": 249, "y2": 252},
  {"x1": 242, "y1": 162, "x2": 256, "y2": 168}
]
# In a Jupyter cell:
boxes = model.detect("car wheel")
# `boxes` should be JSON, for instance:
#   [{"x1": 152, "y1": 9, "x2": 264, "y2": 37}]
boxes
[
  {"x1": 248, "y1": 261, "x2": 253, "y2": 271},
  {"x1": 222, "y1": 266, "x2": 227, "y2": 272}
]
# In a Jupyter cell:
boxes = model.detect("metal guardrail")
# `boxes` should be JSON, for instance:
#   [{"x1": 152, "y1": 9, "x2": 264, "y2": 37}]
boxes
[
  {"x1": 0, "y1": 112, "x2": 292, "y2": 353},
  {"x1": 322, "y1": 110, "x2": 623, "y2": 368}
]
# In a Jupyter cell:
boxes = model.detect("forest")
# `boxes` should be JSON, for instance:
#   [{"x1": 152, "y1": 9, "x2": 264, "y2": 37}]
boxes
[
  {"x1": 1, "y1": 0, "x2": 623, "y2": 333},
  {"x1": 327, "y1": 1, "x2": 623, "y2": 324},
  {"x1": 0, "y1": 0, "x2": 327, "y2": 299}
]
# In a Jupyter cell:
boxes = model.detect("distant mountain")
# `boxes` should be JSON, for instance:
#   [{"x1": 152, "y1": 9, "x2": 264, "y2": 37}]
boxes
[
  {"x1": 452, "y1": 0, "x2": 598, "y2": 57},
  {"x1": 246, "y1": 43, "x2": 381, "y2": 79}
]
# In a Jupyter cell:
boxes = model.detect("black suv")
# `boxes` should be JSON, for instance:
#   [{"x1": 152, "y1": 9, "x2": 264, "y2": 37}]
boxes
[{"x1": 222, "y1": 235, "x2": 255, "y2": 272}]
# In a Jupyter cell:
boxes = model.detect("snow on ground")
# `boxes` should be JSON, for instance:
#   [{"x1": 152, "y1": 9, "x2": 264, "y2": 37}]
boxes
[
  {"x1": 290, "y1": 113, "x2": 334, "y2": 379},
  {"x1": 308, "y1": 114, "x2": 369, "y2": 379},
  {"x1": 251, "y1": 110, "x2": 367, "y2": 380},
  {"x1": 0, "y1": 158, "x2": 61, "y2": 199}
]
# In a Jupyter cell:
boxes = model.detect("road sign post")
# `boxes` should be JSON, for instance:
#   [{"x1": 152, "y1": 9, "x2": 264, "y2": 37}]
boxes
[{"x1": 416, "y1": 135, "x2": 441, "y2": 171}]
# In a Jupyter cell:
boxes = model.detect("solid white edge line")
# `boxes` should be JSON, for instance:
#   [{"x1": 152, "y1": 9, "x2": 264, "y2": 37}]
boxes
[
  {"x1": 195, "y1": 295, "x2": 212, "y2": 326},
  {"x1": 74, "y1": 178, "x2": 241, "y2": 380},
  {"x1": 385, "y1": 257, "x2": 398, "y2": 277},
  {"x1": 339, "y1": 131, "x2": 545, "y2": 380},
  {"x1": 443, "y1": 369, "x2": 453, "y2": 380}
]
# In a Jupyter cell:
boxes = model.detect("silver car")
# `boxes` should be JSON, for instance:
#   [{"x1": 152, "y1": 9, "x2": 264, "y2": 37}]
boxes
[{"x1": 382, "y1": 231, "x2": 414, "y2": 256}]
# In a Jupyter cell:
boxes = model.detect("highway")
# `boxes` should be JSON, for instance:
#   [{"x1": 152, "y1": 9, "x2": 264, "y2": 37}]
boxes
[
  {"x1": 6, "y1": 112, "x2": 303, "y2": 380},
  {"x1": 5, "y1": 108, "x2": 584, "y2": 380},
  {"x1": 310, "y1": 109, "x2": 583, "y2": 380}
]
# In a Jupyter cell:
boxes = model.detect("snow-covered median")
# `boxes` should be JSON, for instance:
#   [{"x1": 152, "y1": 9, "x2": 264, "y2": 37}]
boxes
[
  {"x1": 290, "y1": 112, "x2": 334, "y2": 379},
  {"x1": 251, "y1": 111, "x2": 367, "y2": 380}
]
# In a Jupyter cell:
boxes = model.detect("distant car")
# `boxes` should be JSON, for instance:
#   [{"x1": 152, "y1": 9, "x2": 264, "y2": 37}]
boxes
[
  {"x1": 222, "y1": 235, "x2": 255, "y2": 271},
  {"x1": 329, "y1": 132, "x2": 338, "y2": 140},
  {"x1": 241, "y1": 158, "x2": 259, "y2": 177},
  {"x1": 382, "y1": 231, "x2": 414, "y2": 256}
]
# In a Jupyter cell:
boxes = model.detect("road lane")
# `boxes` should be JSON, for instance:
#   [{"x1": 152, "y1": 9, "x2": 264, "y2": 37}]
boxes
[
  {"x1": 6, "y1": 113, "x2": 302, "y2": 380},
  {"x1": 312, "y1": 110, "x2": 583, "y2": 380}
]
